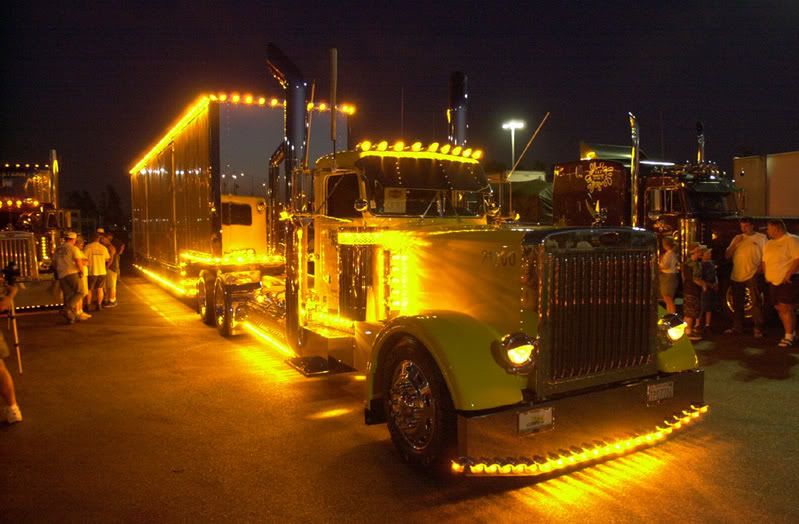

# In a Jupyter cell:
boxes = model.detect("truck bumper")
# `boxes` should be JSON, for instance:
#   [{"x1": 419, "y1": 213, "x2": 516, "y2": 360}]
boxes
[{"x1": 453, "y1": 370, "x2": 706, "y2": 476}]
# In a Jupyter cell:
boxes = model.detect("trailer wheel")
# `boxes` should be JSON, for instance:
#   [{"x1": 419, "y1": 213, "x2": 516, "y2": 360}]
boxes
[
  {"x1": 382, "y1": 337, "x2": 456, "y2": 475},
  {"x1": 722, "y1": 280, "x2": 762, "y2": 320},
  {"x1": 197, "y1": 277, "x2": 214, "y2": 326},
  {"x1": 214, "y1": 279, "x2": 233, "y2": 337}
]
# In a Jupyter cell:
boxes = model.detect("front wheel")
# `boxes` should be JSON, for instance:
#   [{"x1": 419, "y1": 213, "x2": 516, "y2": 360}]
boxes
[{"x1": 382, "y1": 338, "x2": 456, "y2": 474}]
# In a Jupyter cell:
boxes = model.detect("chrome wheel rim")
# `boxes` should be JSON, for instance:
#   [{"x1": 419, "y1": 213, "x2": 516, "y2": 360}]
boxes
[
  {"x1": 726, "y1": 286, "x2": 759, "y2": 319},
  {"x1": 389, "y1": 360, "x2": 436, "y2": 451}
]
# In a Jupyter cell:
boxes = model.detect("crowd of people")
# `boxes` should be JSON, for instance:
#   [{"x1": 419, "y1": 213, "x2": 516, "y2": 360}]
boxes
[
  {"x1": 659, "y1": 217, "x2": 799, "y2": 347},
  {"x1": 53, "y1": 228, "x2": 124, "y2": 324}
]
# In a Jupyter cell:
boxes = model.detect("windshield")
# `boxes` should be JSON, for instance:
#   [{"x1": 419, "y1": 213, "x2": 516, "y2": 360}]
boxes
[
  {"x1": 686, "y1": 190, "x2": 738, "y2": 214},
  {"x1": 370, "y1": 187, "x2": 486, "y2": 217}
]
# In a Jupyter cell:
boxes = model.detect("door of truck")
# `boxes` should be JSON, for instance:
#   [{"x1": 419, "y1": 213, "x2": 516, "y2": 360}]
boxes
[{"x1": 220, "y1": 195, "x2": 268, "y2": 257}]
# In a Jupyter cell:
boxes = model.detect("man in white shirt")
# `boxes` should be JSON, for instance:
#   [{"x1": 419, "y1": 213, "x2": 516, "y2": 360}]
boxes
[
  {"x1": 84, "y1": 232, "x2": 111, "y2": 311},
  {"x1": 724, "y1": 217, "x2": 767, "y2": 337},
  {"x1": 763, "y1": 219, "x2": 799, "y2": 348},
  {"x1": 54, "y1": 232, "x2": 87, "y2": 323}
]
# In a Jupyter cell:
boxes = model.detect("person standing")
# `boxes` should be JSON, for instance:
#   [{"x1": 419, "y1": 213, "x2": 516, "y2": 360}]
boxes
[
  {"x1": 0, "y1": 278, "x2": 21, "y2": 423},
  {"x1": 84, "y1": 232, "x2": 110, "y2": 311},
  {"x1": 658, "y1": 237, "x2": 680, "y2": 314},
  {"x1": 763, "y1": 219, "x2": 799, "y2": 348},
  {"x1": 101, "y1": 232, "x2": 120, "y2": 307},
  {"x1": 696, "y1": 247, "x2": 719, "y2": 336},
  {"x1": 683, "y1": 244, "x2": 705, "y2": 341},
  {"x1": 724, "y1": 217, "x2": 767, "y2": 337},
  {"x1": 54, "y1": 232, "x2": 88, "y2": 323}
]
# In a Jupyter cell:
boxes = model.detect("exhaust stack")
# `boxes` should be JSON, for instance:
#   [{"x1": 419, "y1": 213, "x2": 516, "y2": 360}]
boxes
[
  {"x1": 628, "y1": 112, "x2": 640, "y2": 228},
  {"x1": 447, "y1": 72, "x2": 468, "y2": 146},
  {"x1": 267, "y1": 43, "x2": 308, "y2": 206},
  {"x1": 696, "y1": 121, "x2": 705, "y2": 164}
]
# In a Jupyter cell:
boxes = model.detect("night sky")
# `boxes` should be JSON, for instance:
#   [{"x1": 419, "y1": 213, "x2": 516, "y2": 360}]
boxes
[{"x1": 2, "y1": 2, "x2": 797, "y2": 206}]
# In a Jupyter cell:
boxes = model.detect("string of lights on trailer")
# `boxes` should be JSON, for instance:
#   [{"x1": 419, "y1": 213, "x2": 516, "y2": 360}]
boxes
[{"x1": 129, "y1": 91, "x2": 357, "y2": 177}]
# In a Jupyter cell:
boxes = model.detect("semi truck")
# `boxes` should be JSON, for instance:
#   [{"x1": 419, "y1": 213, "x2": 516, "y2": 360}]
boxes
[
  {"x1": 132, "y1": 48, "x2": 706, "y2": 477},
  {"x1": 0, "y1": 151, "x2": 74, "y2": 309},
  {"x1": 553, "y1": 119, "x2": 799, "y2": 318}
]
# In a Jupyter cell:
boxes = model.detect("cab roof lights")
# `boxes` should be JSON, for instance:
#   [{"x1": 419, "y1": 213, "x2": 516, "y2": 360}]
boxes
[
  {"x1": 130, "y1": 92, "x2": 356, "y2": 175},
  {"x1": 356, "y1": 140, "x2": 483, "y2": 162}
]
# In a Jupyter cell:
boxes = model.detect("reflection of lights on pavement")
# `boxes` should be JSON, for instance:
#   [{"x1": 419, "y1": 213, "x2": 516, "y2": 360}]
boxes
[
  {"x1": 236, "y1": 346, "x2": 297, "y2": 384},
  {"x1": 352, "y1": 375, "x2": 366, "y2": 382},
  {"x1": 308, "y1": 408, "x2": 353, "y2": 420}
]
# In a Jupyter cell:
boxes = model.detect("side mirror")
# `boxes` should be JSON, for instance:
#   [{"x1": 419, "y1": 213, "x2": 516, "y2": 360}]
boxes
[
  {"x1": 486, "y1": 201, "x2": 501, "y2": 218},
  {"x1": 354, "y1": 199, "x2": 369, "y2": 213}
]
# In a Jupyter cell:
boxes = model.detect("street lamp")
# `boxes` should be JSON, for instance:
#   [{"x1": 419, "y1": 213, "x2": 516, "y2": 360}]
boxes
[
  {"x1": 502, "y1": 119, "x2": 525, "y2": 169},
  {"x1": 501, "y1": 119, "x2": 525, "y2": 217}
]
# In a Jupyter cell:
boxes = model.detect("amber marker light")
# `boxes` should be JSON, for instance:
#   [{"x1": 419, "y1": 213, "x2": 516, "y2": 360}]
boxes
[
  {"x1": 439, "y1": 144, "x2": 451, "y2": 154},
  {"x1": 393, "y1": 141, "x2": 405, "y2": 152},
  {"x1": 462, "y1": 148, "x2": 472, "y2": 157},
  {"x1": 472, "y1": 150, "x2": 483, "y2": 160},
  {"x1": 270, "y1": 98, "x2": 280, "y2": 107},
  {"x1": 258, "y1": 97, "x2": 266, "y2": 105},
  {"x1": 377, "y1": 141, "x2": 389, "y2": 151},
  {"x1": 359, "y1": 141, "x2": 372, "y2": 151},
  {"x1": 450, "y1": 403, "x2": 709, "y2": 477},
  {"x1": 451, "y1": 146, "x2": 462, "y2": 156},
  {"x1": 427, "y1": 142, "x2": 440, "y2": 152},
  {"x1": 411, "y1": 141, "x2": 423, "y2": 152},
  {"x1": 231, "y1": 93, "x2": 241, "y2": 103},
  {"x1": 244, "y1": 94, "x2": 253, "y2": 104}
]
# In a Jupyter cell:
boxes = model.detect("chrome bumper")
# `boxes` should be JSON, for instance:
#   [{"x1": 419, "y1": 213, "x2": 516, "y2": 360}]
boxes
[{"x1": 453, "y1": 370, "x2": 705, "y2": 476}]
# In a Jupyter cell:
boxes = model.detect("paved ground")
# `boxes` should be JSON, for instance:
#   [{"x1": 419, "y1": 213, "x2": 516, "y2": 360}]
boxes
[{"x1": 2, "y1": 276, "x2": 798, "y2": 522}]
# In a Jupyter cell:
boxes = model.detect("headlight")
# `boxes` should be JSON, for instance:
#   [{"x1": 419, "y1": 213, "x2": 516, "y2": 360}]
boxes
[
  {"x1": 496, "y1": 332, "x2": 538, "y2": 373},
  {"x1": 658, "y1": 313, "x2": 687, "y2": 342}
]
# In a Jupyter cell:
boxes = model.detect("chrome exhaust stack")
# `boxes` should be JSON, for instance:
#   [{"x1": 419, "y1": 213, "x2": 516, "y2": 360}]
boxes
[
  {"x1": 696, "y1": 121, "x2": 705, "y2": 164},
  {"x1": 628, "y1": 112, "x2": 640, "y2": 228},
  {"x1": 447, "y1": 72, "x2": 468, "y2": 146}
]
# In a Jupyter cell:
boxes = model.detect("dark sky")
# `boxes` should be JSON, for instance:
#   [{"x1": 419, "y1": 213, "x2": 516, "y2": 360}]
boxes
[{"x1": 2, "y1": 1, "x2": 798, "y2": 204}]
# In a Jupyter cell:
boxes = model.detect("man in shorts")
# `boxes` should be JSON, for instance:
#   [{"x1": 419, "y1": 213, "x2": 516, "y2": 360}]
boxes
[
  {"x1": 84, "y1": 232, "x2": 111, "y2": 311},
  {"x1": 724, "y1": 217, "x2": 767, "y2": 337},
  {"x1": 101, "y1": 231, "x2": 122, "y2": 307},
  {"x1": 763, "y1": 219, "x2": 799, "y2": 348},
  {"x1": 54, "y1": 232, "x2": 87, "y2": 323}
]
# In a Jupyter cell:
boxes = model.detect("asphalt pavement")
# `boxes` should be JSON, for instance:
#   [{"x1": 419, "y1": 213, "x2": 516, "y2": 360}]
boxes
[{"x1": 1, "y1": 276, "x2": 798, "y2": 523}]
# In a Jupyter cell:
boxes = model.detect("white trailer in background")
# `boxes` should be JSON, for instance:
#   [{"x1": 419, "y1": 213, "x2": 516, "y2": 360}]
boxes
[{"x1": 733, "y1": 151, "x2": 799, "y2": 217}]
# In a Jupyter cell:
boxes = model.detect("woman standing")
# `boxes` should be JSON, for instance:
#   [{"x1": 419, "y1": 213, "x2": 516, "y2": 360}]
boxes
[{"x1": 659, "y1": 237, "x2": 680, "y2": 314}]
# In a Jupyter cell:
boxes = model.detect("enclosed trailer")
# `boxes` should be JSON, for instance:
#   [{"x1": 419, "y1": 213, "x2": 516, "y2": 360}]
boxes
[{"x1": 129, "y1": 92, "x2": 350, "y2": 333}]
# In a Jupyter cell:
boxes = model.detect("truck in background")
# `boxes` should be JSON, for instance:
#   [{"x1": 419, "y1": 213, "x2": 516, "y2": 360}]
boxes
[
  {"x1": 128, "y1": 87, "x2": 352, "y2": 335},
  {"x1": 0, "y1": 150, "x2": 74, "y2": 309},
  {"x1": 733, "y1": 151, "x2": 799, "y2": 217}
]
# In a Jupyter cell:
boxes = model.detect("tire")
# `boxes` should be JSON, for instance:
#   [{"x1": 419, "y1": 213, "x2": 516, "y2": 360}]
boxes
[
  {"x1": 214, "y1": 278, "x2": 233, "y2": 337},
  {"x1": 722, "y1": 279, "x2": 763, "y2": 320},
  {"x1": 197, "y1": 277, "x2": 214, "y2": 326},
  {"x1": 382, "y1": 337, "x2": 456, "y2": 474}
]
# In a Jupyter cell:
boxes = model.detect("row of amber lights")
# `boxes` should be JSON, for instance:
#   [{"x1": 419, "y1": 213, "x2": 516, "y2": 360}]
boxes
[
  {"x1": 134, "y1": 264, "x2": 197, "y2": 298},
  {"x1": 2, "y1": 163, "x2": 50, "y2": 169},
  {"x1": 208, "y1": 92, "x2": 356, "y2": 115},
  {"x1": 179, "y1": 250, "x2": 284, "y2": 267},
  {"x1": 0, "y1": 199, "x2": 40, "y2": 208},
  {"x1": 130, "y1": 92, "x2": 356, "y2": 175},
  {"x1": 452, "y1": 403, "x2": 709, "y2": 476},
  {"x1": 357, "y1": 140, "x2": 483, "y2": 160}
]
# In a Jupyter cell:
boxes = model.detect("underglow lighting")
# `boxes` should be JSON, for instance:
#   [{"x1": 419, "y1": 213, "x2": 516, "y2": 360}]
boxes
[
  {"x1": 452, "y1": 403, "x2": 709, "y2": 477},
  {"x1": 179, "y1": 250, "x2": 284, "y2": 266},
  {"x1": 308, "y1": 408, "x2": 353, "y2": 420},
  {"x1": 134, "y1": 264, "x2": 193, "y2": 296},
  {"x1": 241, "y1": 321, "x2": 295, "y2": 358}
]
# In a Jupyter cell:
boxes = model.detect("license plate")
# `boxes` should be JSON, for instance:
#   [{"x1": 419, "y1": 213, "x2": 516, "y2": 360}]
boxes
[
  {"x1": 647, "y1": 381, "x2": 674, "y2": 403},
  {"x1": 518, "y1": 407, "x2": 554, "y2": 435}
]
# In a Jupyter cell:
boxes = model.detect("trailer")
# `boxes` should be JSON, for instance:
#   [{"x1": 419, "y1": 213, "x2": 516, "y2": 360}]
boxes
[
  {"x1": 734, "y1": 151, "x2": 799, "y2": 217},
  {"x1": 128, "y1": 91, "x2": 351, "y2": 335}
]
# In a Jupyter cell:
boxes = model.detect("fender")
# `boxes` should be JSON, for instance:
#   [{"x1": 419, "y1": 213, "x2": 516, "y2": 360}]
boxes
[
  {"x1": 367, "y1": 311, "x2": 528, "y2": 412},
  {"x1": 656, "y1": 305, "x2": 699, "y2": 373}
]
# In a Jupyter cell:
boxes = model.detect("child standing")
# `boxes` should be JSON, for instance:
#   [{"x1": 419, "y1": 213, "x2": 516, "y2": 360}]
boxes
[
  {"x1": 683, "y1": 244, "x2": 705, "y2": 341},
  {"x1": 696, "y1": 247, "x2": 719, "y2": 337},
  {"x1": 658, "y1": 237, "x2": 680, "y2": 314}
]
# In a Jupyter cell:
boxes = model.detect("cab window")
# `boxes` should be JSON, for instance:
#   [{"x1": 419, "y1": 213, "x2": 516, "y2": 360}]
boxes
[
  {"x1": 647, "y1": 188, "x2": 682, "y2": 214},
  {"x1": 221, "y1": 203, "x2": 252, "y2": 226},
  {"x1": 326, "y1": 174, "x2": 361, "y2": 218}
]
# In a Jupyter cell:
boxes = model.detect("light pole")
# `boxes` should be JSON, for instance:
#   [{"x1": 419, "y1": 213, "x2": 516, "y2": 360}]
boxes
[
  {"x1": 502, "y1": 119, "x2": 525, "y2": 216},
  {"x1": 502, "y1": 119, "x2": 525, "y2": 169}
]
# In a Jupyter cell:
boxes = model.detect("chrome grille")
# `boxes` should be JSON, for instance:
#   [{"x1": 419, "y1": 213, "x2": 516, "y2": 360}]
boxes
[
  {"x1": 0, "y1": 232, "x2": 40, "y2": 278},
  {"x1": 544, "y1": 249, "x2": 656, "y2": 382}
]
